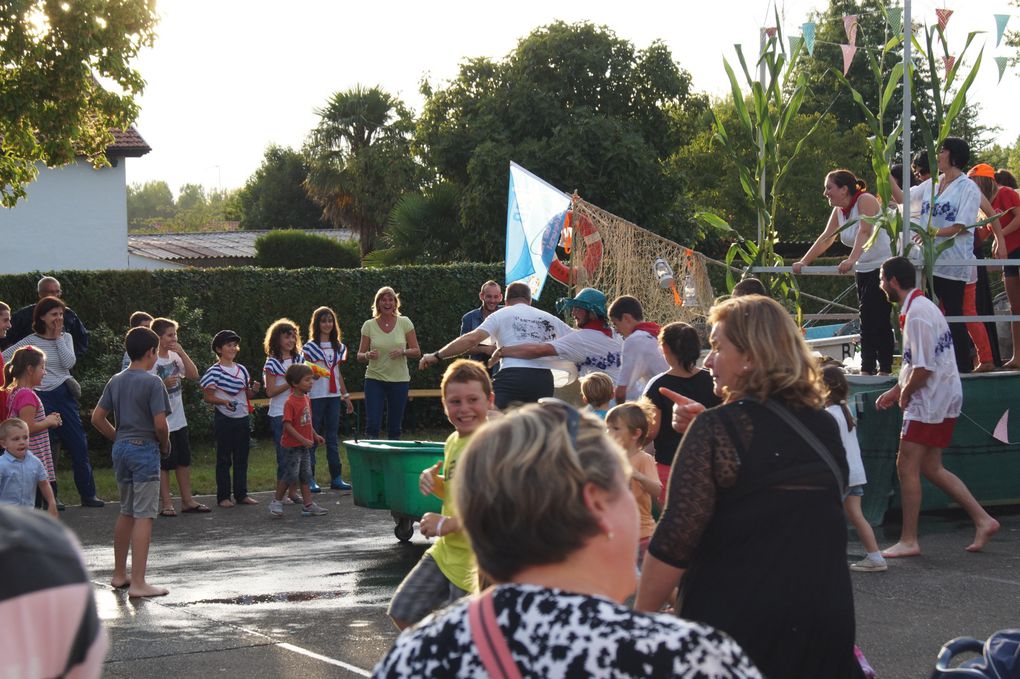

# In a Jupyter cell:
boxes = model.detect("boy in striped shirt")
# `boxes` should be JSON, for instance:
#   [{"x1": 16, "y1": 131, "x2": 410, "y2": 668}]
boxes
[{"x1": 201, "y1": 330, "x2": 260, "y2": 508}]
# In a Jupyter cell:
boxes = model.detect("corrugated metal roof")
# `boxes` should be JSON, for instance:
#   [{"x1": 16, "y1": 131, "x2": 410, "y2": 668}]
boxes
[{"x1": 128, "y1": 229, "x2": 356, "y2": 262}]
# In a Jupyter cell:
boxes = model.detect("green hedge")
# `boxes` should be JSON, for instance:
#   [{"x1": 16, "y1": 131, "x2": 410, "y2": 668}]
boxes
[{"x1": 254, "y1": 230, "x2": 361, "y2": 269}]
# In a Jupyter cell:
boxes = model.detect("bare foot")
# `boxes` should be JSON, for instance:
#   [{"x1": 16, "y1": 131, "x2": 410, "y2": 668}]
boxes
[
  {"x1": 218, "y1": 499, "x2": 235, "y2": 508},
  {"x1": 110, "y1": 578, "x2": 130, "y2": 589},
  {"x1": 128, "y1": 584, "x2": 169, "y2": 598},
  {"x1": 1002, "y1": 361, "x2": 1020, "y2": 371},
  {"x1": 238, "y1": 497, "x2": 259, "y2": 505},
  {"x1": 966, "y1": 518, "x2": 1000, "y2": 552},
  {"x1": 881, "y1": 542, "x2": 922, "y2": 558}
]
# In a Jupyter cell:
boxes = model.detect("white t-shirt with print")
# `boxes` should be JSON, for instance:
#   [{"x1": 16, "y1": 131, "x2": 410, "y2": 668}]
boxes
[
  {"x1": 914, "y1": 176, "x2": 980, "y2": 282},
  {"x1": 618, "y1": 330, "x2": 669, "y2": 401},
  {"x1": 150, "y1": 352, "x2": 187, "y2": 432},
  {"x1": 899, "y1": 291, "x2": 963, "y2": 423},
  {"x1": 477, "y1": 304, "x2": 577, "y2": 385},
  {"x1": 549, "y1": 329, "x2": 623, "y2": 383}
]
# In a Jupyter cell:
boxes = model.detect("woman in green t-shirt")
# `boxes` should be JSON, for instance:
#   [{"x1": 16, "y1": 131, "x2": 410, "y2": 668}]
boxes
[{"x1": 356, "y1": 287, "x2": 421, "y2": 439}]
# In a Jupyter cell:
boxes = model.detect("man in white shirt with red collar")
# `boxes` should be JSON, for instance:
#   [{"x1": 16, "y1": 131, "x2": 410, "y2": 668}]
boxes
[
  {"x1": 608, "y1": 296, "x2": 667, "y2": 403},
  {"x1": 876, "y1": 256, "x2": 999, "y2": 558}
]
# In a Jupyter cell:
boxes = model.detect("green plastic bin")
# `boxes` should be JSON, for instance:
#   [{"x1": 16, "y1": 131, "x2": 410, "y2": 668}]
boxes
[{"x1": 343, "y1": 440, "x2": 446, "y2": 541}]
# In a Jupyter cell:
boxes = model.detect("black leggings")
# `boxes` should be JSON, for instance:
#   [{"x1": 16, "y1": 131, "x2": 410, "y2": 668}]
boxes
[
  {"x1": 933, "y1": 276, "x2": 973, "y2": 373},
  {"x1": 214, "y1": 412, "x2": 250, "y2": 502},
  {"x1": 856, "y1": 269, "x2": 894, "y2": 373}
]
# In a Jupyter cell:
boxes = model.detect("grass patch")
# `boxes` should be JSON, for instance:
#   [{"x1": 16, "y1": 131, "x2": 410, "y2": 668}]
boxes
[{"x1": 58, "y1": 427, "x2": 453, "y2": 502}]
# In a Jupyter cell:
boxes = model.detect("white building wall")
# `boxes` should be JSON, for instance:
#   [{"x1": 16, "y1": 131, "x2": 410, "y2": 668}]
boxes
[{"x1": 0, "y1": 160, "x2": 130, "y2": 274}]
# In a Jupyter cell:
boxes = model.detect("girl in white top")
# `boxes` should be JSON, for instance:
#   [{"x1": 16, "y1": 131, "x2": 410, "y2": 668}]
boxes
[
  {"x1": 263, "y1": 319, "x2": 305, "y2": 496},
  {"x1": 794, "y1": 170, "x2": 894, "y2": 374},
  {"x1": 821, "y1": 365, "x2": 887, "y2": 572},
  {"x1": 304, "y1": 307, "x2": 354, "y2": 491}
]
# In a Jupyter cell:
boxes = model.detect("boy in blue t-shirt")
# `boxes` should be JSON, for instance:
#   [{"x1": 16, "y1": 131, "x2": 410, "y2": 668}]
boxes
[
  {"x1": 0, "y1": 418, "x2": 58, "y2": 518},
  {"x1": 91, "y1": 326, "x2": 172, "y2": 598}
]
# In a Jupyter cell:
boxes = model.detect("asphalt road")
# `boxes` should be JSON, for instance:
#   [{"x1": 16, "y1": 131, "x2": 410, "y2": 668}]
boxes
[{"x1": 59, "y1": 491, "x2": 1020, "y2": 678}]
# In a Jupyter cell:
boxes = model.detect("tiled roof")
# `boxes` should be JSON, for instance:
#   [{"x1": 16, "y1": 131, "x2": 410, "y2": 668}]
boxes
[
  {"x1": 128, "y1": 229, "x2": 356, "y2": 262},
  {"x1": 108, "y1": 127, "x2": 151, "y2": 157}
]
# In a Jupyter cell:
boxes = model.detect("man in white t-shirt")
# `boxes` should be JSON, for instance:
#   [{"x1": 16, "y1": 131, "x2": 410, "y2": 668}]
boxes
[
  {"x1": 607, "y1": 296, "x2": 667, "y2": 403},
  {"x1": 875, "y1": 257, "x2": 999, "y2": 558},
  {"x1": 420, "y1": 282, "x2": 574, "y2": 408},
  {"x1": 491, "y1": 288, "x2": 622, "y2": 384}
]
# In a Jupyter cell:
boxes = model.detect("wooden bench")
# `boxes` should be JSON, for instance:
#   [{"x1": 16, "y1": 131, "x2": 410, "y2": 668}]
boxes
[{"x1": 251, "y1": 388, "x2": 444, "y2": 432}]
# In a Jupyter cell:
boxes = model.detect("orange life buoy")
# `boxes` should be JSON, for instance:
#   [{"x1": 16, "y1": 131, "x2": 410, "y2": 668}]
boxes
[{"x1": 548, "y1": 211, "x2": 602, "y2": 285}]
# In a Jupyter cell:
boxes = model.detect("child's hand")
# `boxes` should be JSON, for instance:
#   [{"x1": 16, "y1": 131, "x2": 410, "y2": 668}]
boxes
[
  {"x1": 314, "y1": 433, "x2": 325, "y2": 444},
  {"x1": 419, "y1": 512, "x2": 445, "y2": 538},
  {"x1": 44, "y1": 412, "x2": 62, "y2": 428},
  {"x1": 248, "y1": 380, "x2": 261, "y2": 394},
  {"x1": 164, "y1": 375, "x2": 180, "y2": 389},
  {"x1": 419, "y1": 462, "x2": 441, "y2": 496}
]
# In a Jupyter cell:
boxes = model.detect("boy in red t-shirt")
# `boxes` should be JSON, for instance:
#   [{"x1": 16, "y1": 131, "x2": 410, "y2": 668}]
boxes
[{"x1": 268, "y1": 364, "x2": 326, "y2": 517}]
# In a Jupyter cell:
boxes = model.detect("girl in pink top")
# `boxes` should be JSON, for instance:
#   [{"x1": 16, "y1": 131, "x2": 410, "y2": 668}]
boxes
[{"x1": 4, "y1": 346, "x2": 61, "y2": 487}]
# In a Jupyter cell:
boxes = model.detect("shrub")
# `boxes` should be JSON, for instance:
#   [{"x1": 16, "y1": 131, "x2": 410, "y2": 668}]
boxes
[{"x1": 254, "y1": 230, "x2": 361, "y2": 269}]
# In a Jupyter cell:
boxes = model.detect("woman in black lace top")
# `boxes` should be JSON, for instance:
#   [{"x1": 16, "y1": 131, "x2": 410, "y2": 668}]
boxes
[{"x1": 636, "y1": 295, "x2": 863, "y2": 679}]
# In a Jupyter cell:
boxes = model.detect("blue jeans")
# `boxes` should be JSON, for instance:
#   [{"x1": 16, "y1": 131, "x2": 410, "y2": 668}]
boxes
[
  {"x1": 364, "y1": 379, "x2": 409, "y2": 440},
  {"x1": 311, "y1": 396, "x2": 342, "y2": 478},
  {"x1": 38, "y1": 381, "x2": 96, "y2": 500},
  {"x1": 269, "y1": 415, "x2": 287, "y2": 480}
]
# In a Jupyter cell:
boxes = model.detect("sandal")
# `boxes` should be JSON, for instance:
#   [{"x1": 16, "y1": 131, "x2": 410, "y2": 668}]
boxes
[
  {"x1": 159, "y1": 506, "x2": 177, "y2": 517},
  {"x1": 181, "y1": 503, "x2": 211, "y2": 514}
]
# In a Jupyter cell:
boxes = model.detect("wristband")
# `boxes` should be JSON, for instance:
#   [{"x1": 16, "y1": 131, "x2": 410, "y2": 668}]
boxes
[
  {"x1": 433, "y1": 351, "x2": 442, "y2": 361},
  {"x1": 436, "y1": 516, "x2": 447, "y2": 536},
  {"x1": 341, "y1": 392, "x2": 350, "y2": 399}
]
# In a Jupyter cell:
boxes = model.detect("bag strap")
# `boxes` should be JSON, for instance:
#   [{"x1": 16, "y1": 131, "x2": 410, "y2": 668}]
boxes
[
  {"x1": 763, "y1": 399, "x2": 848, "y2": 497},
  {"x1": 468, "y1": 590, "x2": 523, "y2": 679}
]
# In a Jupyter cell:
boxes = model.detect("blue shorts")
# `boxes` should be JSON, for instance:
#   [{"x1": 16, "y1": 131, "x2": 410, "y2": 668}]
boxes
[{"x1": 112, "y1": 439, "x2": 160, "y2": 518}]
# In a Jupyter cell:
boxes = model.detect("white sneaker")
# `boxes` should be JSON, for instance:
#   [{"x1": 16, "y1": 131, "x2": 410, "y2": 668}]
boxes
[
  {"x1": 301, "y1": 502, "x2": 327, "y2": 517},
  {"x1": 268, "y1": 499, "x2": 284, "y2": 517},
  {"x1": 850, "y1": 556, "x2": 888, "y2": 572}
]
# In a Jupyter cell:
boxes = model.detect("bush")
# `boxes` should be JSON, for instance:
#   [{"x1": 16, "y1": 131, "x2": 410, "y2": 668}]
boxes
[{"x1": 254, "y1": 230, "x2": 361, "y2": 269}]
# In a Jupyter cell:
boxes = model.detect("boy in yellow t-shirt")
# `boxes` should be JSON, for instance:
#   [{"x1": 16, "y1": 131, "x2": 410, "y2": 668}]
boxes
[{"x1": 387, "y1": 359, "x2": 493, "y2": 630}]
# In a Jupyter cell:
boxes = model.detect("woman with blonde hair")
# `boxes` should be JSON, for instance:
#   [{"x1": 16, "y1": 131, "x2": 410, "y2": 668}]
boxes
[
  {"x1": 636, "y1": 295, "x2": 862, "y2": 679},
  {"x1": 374, "y1": 401, "x2": 760, "y2": 678},
  {"x1": 357, "y1": 287, "x2": 420, "y2": 439}
]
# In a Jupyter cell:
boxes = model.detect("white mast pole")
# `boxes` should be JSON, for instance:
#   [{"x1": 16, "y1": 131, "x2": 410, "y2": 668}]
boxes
[{"x1": 900, "y1": 0, "x2": 912, "y2": 256}]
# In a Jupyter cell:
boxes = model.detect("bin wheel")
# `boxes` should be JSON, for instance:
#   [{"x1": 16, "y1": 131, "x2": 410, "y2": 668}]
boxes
[{"x1": 394, "y1": 517, "x2": 415, "y2": 543}]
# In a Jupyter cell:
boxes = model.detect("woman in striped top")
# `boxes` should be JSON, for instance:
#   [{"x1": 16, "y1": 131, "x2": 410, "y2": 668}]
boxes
[
  {"x1": 1, "y1": 297, "x2": 102, "y2": 507},
  {"x1": 4, "y1": 346, "x2": 62, "y2": 506}
]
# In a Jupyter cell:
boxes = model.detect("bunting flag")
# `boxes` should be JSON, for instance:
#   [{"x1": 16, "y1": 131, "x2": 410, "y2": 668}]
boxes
[
  {"x1": 995, "y1": 14, "x2": 1011, "y2": 47},
  {"x1": 995, "y1": 56, "x2": 1009, "y2": 83},
  {"x1": 763, "y1": 26, "x2": 777, "y2": 38},
  {"x1": 843, "y1": 15, "x2": 859, "y2": 45},
  {"x1": 802, "y1": 22, "x2": 816, "y2": 55},
  {"x1": 943, "y1": 55, "x2": 956, "y2": 73},
  {"x1": 504, "y1": 162, "x2": 570, "y2": 300},
  {"x1": 789, "y1": 35, "x2": 803, "y2": 56},
  {"x1": 841, "y1": 44, "x2": 857, "y2": 75},
  {"x1": 936, "y1": 8, "x2": 953, "y2": 32},
  {"x1": 887, "y1": 7, "x2": 903, "y2": 36},
  {"x1": 993, "y1": 410, "x2": 1010, "y2": 444}
]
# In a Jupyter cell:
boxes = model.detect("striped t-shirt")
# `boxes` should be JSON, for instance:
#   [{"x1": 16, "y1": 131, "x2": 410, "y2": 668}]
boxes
[
  {"x1": 263, "y1": 356, "x2": 296, "y2": 417},
  {"x1": 301, "y1": 341, "x2": 347, "y2": 400},
  {"x1": 200, "y1": 362, "x2": 251, "y2": 418},
  {"x1": 1, "y1": 334, "x2": 76, "y2": 392}
]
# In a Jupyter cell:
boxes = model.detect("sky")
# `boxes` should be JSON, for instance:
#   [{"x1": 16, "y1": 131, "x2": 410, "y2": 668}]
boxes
[{"x1": 125, "y1": 0, "x2": 1020, "y2": 195}]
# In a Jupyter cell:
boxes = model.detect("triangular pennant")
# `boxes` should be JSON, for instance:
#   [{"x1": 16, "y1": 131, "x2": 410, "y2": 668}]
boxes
[
  {"x1": 995, "y1": 14, "x2": 1011, "y2": 47},
  {"x1": 841, "y1": 44, "x2": 857, "y2": 75},
  {"x1": 887, "y1": 7, "x2": 903, "y2": 35},
  {"x1": 943, "y1": 55, "x2": 956, "y2": 73},
  {"x1": 995, "y1": 56, "x2": 1009, "y2": 83},
  {"x1": 843, "y1": 14, "x2": 859, "y2": 45},
  {"x1": 789, "y1": 35, "x2": 803, "y2": 56},
  {"x1": 993, "y1": 410, "x2": 1010, "y2": 444},
  {"x1": 936, "y1": 8, "x2": 953, "y2": 32},
  {"x1": 763, "y1": 27, "x2": 777, "y2": 39},
  {"x1": 802, "y1": 22, "x2": 816, "y2": 56}
]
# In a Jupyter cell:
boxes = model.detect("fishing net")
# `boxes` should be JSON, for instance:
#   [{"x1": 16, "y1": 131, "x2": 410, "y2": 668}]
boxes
[{"x1": 556, "y1": 196, "x2": 716, "y2": 326}]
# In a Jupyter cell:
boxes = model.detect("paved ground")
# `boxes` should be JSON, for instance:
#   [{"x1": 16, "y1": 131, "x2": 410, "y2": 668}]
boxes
[{"x1": 60, "y1": 491, "x2": 1020, "y2": 678}]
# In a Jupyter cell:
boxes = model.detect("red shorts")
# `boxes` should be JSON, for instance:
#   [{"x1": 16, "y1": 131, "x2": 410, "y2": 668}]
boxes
[{"x1": 901, "y1": 417, "x2": 957, "y2": 448}]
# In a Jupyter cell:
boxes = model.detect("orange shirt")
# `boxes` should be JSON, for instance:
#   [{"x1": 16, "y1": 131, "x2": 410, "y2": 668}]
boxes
[
  {"x1": 629, "y1": 451, "x2": 659, "y2": 539},
  {"x1": 280, "y1": 391, "x2": 313, "y2": 447}
]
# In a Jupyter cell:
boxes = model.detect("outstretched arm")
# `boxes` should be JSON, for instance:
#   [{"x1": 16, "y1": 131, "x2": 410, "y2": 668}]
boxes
[{"x1": 420, "y1": 328, "x2": 490, "y2": 369}]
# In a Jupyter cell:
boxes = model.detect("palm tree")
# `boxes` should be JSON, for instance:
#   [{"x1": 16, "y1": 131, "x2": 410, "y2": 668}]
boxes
[{"x1": 304, "y1": 86, "x2": 419, "y2": 256}]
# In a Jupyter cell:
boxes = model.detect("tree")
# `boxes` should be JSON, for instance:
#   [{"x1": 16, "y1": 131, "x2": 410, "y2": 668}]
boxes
[
  {"x1": 237, "y1": 145, "x2": 323, "y2": 230},
  {"x1": 0, "y1": 0, "x2": 158, "y2": 206},
  {"x1": 304, "y1": 87, "x2": 420, "y2": 255},
  {"x1": 416, "y1": 21, "x2": 710, "y2": 261},
  {"x1": 127, "y1": 181, "x2": 175, "y2": 228},
  {"x1": 371, "y1": 183, "x2": 465, "y2": 265}
]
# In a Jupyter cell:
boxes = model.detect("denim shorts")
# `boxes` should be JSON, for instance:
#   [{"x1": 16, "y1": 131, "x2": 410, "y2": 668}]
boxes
[
  {"x1": 280, "y1": 446, "x2": 312, "y2": 486},
  {"x1": 112, "y1": 439, "x2": 160, "y2": 518},
  {"x1": 847, "y1": 484, "x2": 865, "y2": 497}
]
